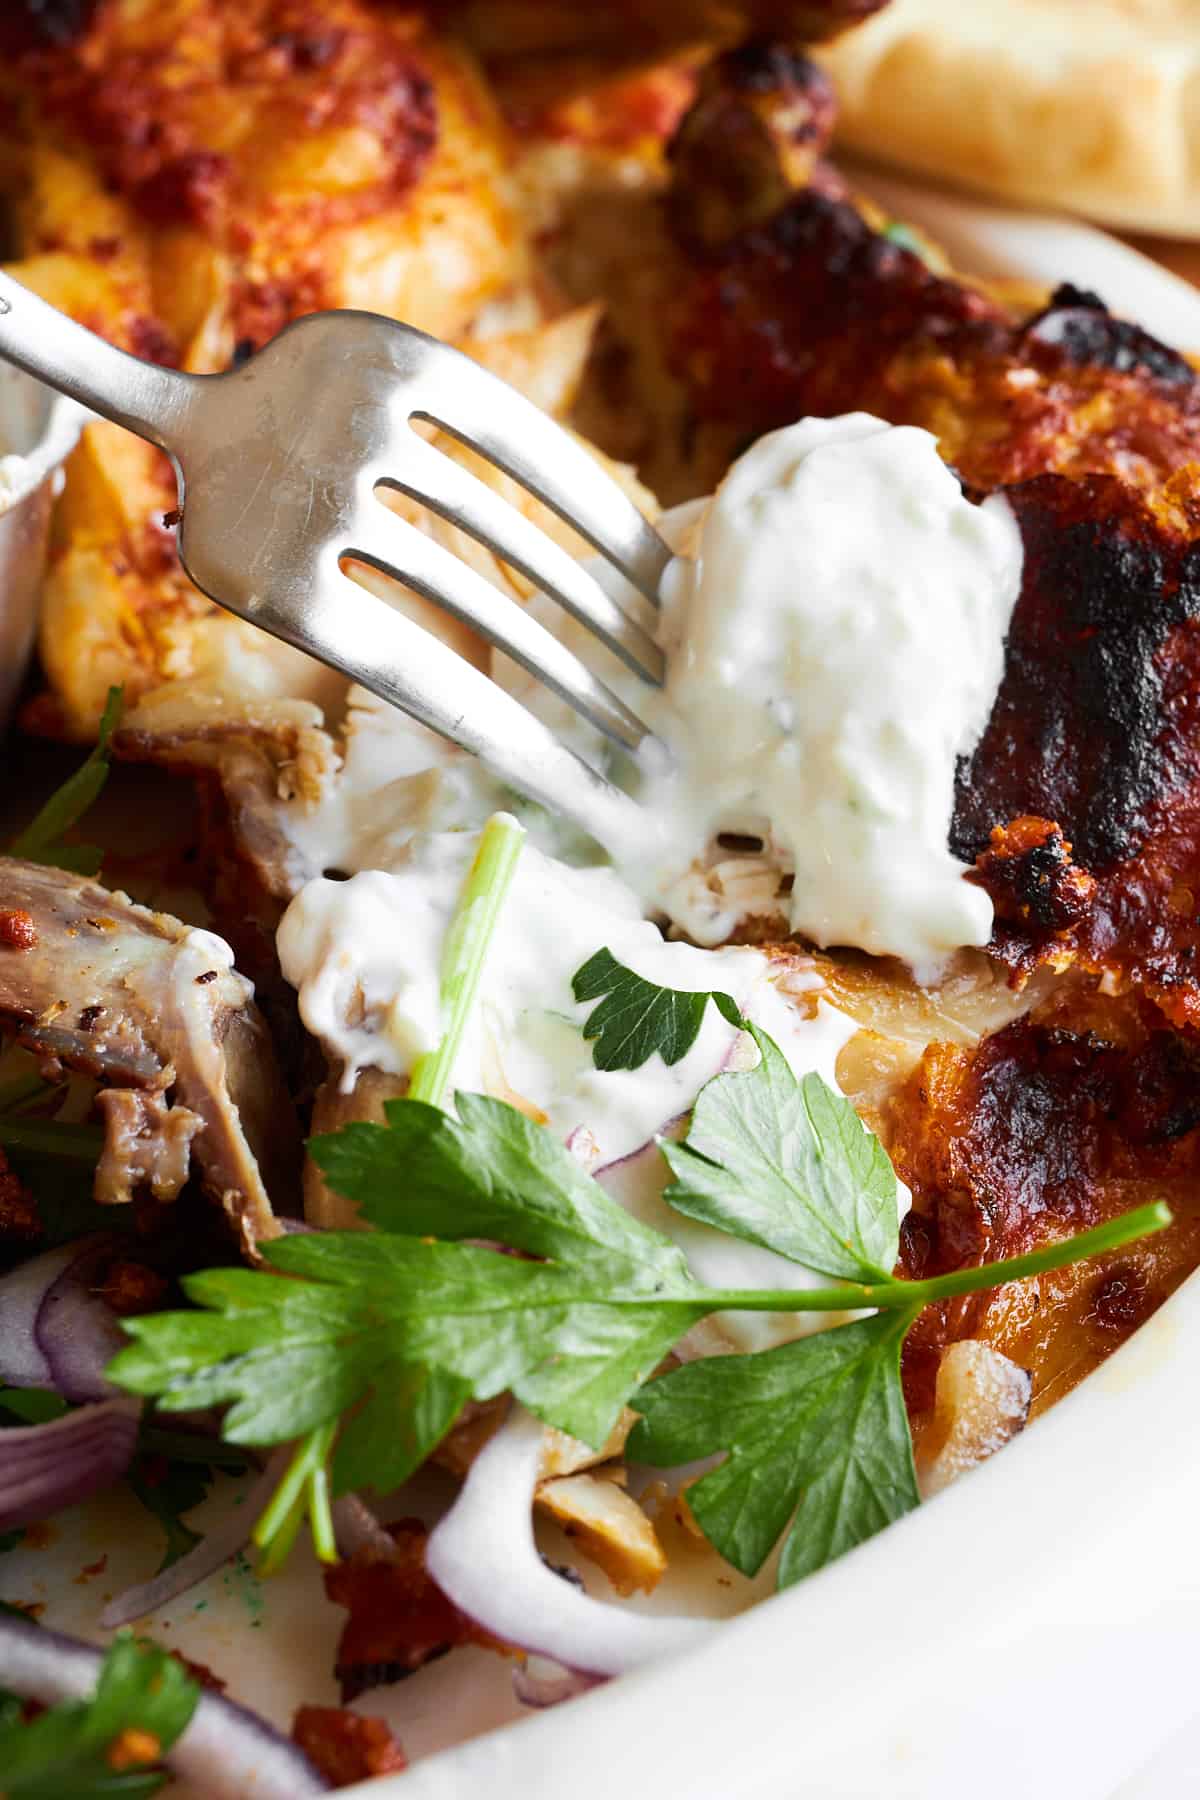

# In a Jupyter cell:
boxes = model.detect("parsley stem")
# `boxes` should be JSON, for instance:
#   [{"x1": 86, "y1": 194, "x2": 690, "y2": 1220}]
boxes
[
  {"x1": 306, "y1": 1420, "x2": 338, "y2": 1565},
  {"x1": 898, "y1": 1201, "x2": 1173, "y2": 1306},
  {"x1": 255, "y1": 1483, "x2": 306, "y2": 1578},
  {"x1": 252, "y1": 1425, "x2": 335, "y2": 1574},
  {"x1": 703, "y1": 1201, "x2": 1172, "y2": 1315},
  {"x1": 408, "y1": 811, "x2": 526, "y2": 1110},
  {"x1": 8, "y1": 683, "x2": 123, "y2": 874}
]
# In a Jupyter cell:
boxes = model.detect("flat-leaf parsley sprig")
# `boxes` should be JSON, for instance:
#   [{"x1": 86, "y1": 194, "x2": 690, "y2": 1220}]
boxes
[
  {"x1": 108, "y1": 1017, "x2": 1170, "y2": 1585},
  {"x1": 0, "y1": 1631, "x2": 197, "y2": 1799}
]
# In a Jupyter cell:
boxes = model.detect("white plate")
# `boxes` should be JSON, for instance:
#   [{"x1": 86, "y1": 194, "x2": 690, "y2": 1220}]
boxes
[{"x1": 9, "y1": 184, "x2": 1200, "y2": 1800}]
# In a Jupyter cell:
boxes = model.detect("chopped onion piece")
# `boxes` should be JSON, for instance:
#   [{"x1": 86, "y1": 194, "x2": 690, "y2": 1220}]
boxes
[
  {"x1": 426, "y1": 1408, "x2": 713, "y2": 1676},
  {"x1": 916, "y1": 1340, "x2": 1032, "y2": 1498},
  {"x1": 512, "y1": 1657, "x2": 602, "y2": 1709}
]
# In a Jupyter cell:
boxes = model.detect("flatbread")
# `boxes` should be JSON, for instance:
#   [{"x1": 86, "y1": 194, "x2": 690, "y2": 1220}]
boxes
[{"x1": 818, "y1": 1, "x2": 1200, "y2": 237}]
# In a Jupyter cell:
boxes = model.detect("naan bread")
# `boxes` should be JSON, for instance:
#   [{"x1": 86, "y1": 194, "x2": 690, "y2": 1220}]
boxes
[{"x1": 819, "y1": 0, "x2": 1200, "y2": 236}]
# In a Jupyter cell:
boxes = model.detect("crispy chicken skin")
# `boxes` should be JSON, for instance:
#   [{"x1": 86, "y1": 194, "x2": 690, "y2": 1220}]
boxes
[
  {"x1": 889, "y1": 985, "x2": 1200, "y2": 1418},
  {"x1": 956, "y1": 476, "x2": 1200, "y2": 1029}
]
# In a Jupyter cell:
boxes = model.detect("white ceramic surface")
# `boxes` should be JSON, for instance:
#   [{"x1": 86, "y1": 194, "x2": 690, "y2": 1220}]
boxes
[{"x1": 10, "y1": 189, "x2": 1200, "y2": 1800}]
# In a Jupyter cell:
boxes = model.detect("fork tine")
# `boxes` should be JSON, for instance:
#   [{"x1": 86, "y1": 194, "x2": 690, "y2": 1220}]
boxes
[
  {"x1": 376, "y1": 435, "x2": 665, "y2": 686},
  {"x1": 407, "y1": 335, "x2": 674, "y2": 604},
  {"x1": 346, "y1": 510, "x2": 654, "y2": 753},
  {"x1": 252, "y1": 561, "x2": 649, "y2": 854}
]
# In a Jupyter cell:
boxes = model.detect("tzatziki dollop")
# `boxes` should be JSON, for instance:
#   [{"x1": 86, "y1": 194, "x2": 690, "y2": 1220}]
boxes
[
  {"x1": 633, "y1": 413, "x2": 1024, "y2": 976},
  {"x1": 279, "y1": 413, "x2": 1022, "y2": 980}
]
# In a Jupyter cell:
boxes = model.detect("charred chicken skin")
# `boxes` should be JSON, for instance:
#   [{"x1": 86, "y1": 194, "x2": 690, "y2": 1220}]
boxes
[{"x1": 647, "y1": 44, "x2": 1200, "y2": 1037}]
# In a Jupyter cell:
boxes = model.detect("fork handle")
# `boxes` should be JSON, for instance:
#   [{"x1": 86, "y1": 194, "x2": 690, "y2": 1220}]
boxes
[{"x1": 0, "y1": 272, "x2": 195, "y2": 453}]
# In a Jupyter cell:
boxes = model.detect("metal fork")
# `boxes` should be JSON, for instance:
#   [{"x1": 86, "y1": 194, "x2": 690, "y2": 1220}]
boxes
[{"x1": 0, "y1": 277, "x2": 671, "y2": 852}]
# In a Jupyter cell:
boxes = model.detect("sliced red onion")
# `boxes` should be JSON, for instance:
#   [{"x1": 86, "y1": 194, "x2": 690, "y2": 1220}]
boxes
[
  {"x1": 102, "y1": 1453, "x2": 284, "y2": 1630},
  {"x1": 564, "y1": 1126, "x2": 600, "y2": 1168},
  {"x1": 0, "y1": 1613, "x2": 329, "y2": 1798},
  {"x1": 593, "y1": 1112, "x2": 686, "y2": 1176},
  {"x1": 35, "y1": 1237, "x2": 126, "y2": 1402},
  {"x1": 0, "y1": 1396, "x2": 141, "y2": 1530},
  {"x1": 426, "y1": 1408, "x2": 713, "y2": 1677},
  {"x1": 0, "y1": 1242, "x2": 86, "y2": 1388},
  {"x1": 512, "y1": 1657, "x2": 603, "y2": 1709}
]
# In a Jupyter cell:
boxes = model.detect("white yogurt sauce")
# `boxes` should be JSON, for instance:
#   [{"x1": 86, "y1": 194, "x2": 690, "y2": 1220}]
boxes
[
  {"x1": 278, "y1": 832, "x2": 854, "y2": 1167},
  {"x1": 277, "y1": 828, "x2": 896, "y2": 1345},
  {"x1": 632, "y1": 414, "x2": 1024, "y2": 977}
]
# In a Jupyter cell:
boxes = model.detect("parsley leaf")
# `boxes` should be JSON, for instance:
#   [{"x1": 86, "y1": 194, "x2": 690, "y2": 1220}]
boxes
[
  {"x1": 113, "y1": 1092, "x2": 709, "y2": 1452},
  {"x1": 311, "y1": 1091, "x2": 697, "y2": 1285},
  {"x1": 0, "y1": 1118, "x2": 105, "y2": 1163},
  {"x1": 0, "y1": 1631, "x2": 197, "y2": 1798},
  {"x1": 630, "y1": 1308, "x2": 920, "y2": 1584},
  {"x1": 332, "y1": 1362, "x2": 470, "y2": 1498},
  {"x1": 572, "y1": 947, "x2": 743, "y2": 1072},
  {"x1": 8, "y1": 686, "x2": 123, "y2": 877},
  {"x1": 662, "y1": 1027, "x2": 901, "y2": 1283}
]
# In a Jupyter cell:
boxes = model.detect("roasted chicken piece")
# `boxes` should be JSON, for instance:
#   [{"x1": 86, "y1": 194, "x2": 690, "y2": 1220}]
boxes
[
  {"x1": 654, "y1": 42, "x2": 1200, "y2": 497},
  {"x1": 2, "y1": 0, "x2": 530, "y2": 365},
  {"x1": 0, "y1": 857, "x2": 299, "y2": 1249},
  {"x1": 324, "y1": 1517, "x2": 505, "y2": 1701},
  {"x1": 884, "y1": 981, "x2": 1200, "y2": 1417},
  {"x1": 562, "y1": 42, "x2": 1200, "y2": 1032},
  {"x1": 955, "y1": 474, "x2": 1200, "y2": 1030},
  {"x1": 1, "y1": 0, "x2": 541, "y2": 740}
]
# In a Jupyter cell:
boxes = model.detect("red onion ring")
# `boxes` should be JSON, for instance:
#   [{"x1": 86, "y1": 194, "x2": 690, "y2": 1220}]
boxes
[
  {"x1": 35, "y1": 1236, "x2": 125, "y2": 1402},
  {"x1": 0, "y1": 1396, "x2": 141, "y2": 1530},
  {"x1": 0, "y1": 1612, "x2": 329, "y2": 1797},
  {"x1": 426, "y1": 1407, "x2": 712, "y2": 1676},
  {"x1": 0, "y1": 1242, "x2": 85, "y2": 1388}
]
